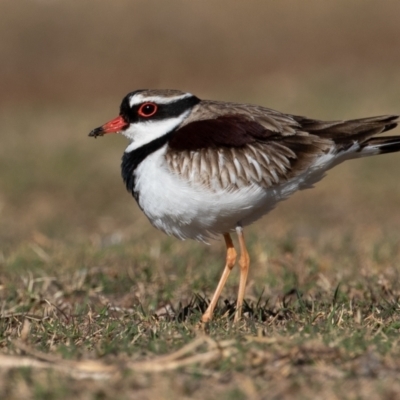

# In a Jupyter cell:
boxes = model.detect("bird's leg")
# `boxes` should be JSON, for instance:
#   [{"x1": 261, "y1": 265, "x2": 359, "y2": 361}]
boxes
[
  {"x1": 201, "y1": 233, "x2": 237, "y2": 323},
  {"x1": 234, "y1": 226, "x2": 250, "y2": 323}
]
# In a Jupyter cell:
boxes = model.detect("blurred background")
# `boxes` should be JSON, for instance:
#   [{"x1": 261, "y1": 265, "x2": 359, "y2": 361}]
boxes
[{"x1": 1, "y1": 1, "x2": 400, "y2": 284}]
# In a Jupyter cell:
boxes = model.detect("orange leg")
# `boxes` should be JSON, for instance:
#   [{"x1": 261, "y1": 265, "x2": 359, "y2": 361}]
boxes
[
  {"x1": 234, "y1": 226, "x2": 250, "y2": 323},
  {"x1": 201, "y1": 233, "x2": 237, "y2": 323}
]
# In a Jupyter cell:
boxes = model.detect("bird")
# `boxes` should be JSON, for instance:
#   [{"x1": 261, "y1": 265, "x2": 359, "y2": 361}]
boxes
[{"x1": 89, "y1": 89, "x2": 399, "y2": 323}]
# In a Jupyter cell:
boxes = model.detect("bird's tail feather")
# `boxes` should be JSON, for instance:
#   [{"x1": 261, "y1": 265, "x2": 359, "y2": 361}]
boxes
[{"x1": 361, "y1": 136, "x2": 400, "y2": 155}]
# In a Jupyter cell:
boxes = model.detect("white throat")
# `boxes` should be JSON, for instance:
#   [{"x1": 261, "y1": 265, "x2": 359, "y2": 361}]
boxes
[{"x1": 124, "y1": 111, "x2": 189, "y2": 153}]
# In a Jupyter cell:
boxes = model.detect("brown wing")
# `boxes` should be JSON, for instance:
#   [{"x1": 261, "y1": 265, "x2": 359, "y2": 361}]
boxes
[
  {"x1": 166, "y1": 115, "x2": 331, "y2": 191},
  {"x1": 165, "y1": 112, "x2": 398, "y2": 191}
]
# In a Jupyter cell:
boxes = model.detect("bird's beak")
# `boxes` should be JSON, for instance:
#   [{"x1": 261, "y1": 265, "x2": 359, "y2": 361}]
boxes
[{"x1": 89, "y1": 116, "x2": 128, "y2": 138}]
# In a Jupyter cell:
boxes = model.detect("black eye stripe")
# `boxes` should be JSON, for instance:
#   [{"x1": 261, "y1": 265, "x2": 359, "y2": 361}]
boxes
[{"x1": 119, "y1": 95, "x2": 200, "y2": 124}]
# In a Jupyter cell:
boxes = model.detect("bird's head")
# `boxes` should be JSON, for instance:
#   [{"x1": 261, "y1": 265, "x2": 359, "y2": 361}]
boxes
[{"x1": 89, "y1": 89, "x2": 200, "y2": 150}]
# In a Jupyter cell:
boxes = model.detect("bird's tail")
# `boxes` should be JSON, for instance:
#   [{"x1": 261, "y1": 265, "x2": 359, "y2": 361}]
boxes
[
  {"x1": 294, "y1": 114, "x2": 400, "y2": 157},
  {"x1": 360, "y1": 135, "x2": 400, "y2": 156}
]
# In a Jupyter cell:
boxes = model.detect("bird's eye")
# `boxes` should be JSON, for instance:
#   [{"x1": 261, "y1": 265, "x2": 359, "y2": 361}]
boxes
[{"x1": 138, "y1": 102, "x2": 158, "y2": 118}]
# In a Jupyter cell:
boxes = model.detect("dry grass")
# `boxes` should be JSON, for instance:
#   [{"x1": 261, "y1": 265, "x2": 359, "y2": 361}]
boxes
[
  {"x1": 1, "y1": 236, "x2": 400, "y2": 399},
  {"x1": 2, "y1": 1, "x2": 400, "y2": 399}
]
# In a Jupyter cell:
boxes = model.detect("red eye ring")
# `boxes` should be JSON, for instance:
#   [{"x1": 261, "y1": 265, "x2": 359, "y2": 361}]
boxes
[{"x1": 138, "y1": 102, "x2": 158, "y2": 118}]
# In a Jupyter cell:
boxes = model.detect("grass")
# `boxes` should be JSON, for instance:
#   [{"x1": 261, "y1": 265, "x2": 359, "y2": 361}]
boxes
[{"x1": 1, "y1": 245, "x2": 400, "y2": 399}]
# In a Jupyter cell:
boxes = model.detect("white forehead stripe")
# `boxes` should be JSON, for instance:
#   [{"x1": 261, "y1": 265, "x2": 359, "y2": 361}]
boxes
[{"x1": 129, "y1": 93, "x2": 192, "y2": 107}]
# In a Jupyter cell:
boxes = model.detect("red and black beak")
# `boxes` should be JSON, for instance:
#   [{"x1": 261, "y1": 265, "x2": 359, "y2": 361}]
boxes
[{"x1": 89, "y1": 116, "x2": 128, "y2": 138}]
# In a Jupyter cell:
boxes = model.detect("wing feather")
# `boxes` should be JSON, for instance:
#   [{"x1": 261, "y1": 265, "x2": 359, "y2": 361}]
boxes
[{"x1": 165, "y1": 109, "x2": 398, "y2": 191}]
